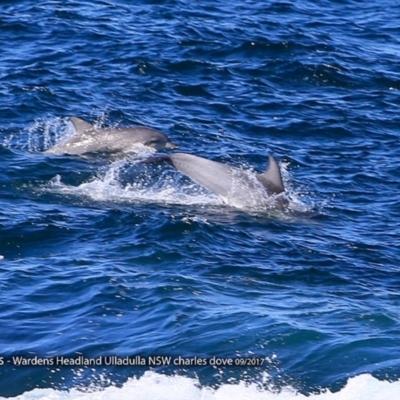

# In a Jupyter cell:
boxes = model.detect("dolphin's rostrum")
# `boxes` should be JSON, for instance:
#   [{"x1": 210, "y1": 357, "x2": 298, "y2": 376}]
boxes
[
  {"x1": 144, "y1": 153, "x2": 286, "y2": 207},
  {"x1": 45, "y1": 116, "x2": 178, "y2": 156}
]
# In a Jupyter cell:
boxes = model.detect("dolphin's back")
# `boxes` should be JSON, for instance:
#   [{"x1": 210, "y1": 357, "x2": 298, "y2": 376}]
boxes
[
  {"x1": 168, "y1": 153, "x2": 241, "y2": 198},
  {"x1": 143, "y1": 152, "x2": 286, "y2": 207},
  {"x1": 45, "y1": 116, "x2": 178, "y2": 155}
]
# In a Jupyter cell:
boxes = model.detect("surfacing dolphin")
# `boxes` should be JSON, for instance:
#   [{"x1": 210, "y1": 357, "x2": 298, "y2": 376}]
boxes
[
  {"x1": 144, "y1": 153, "x2": 287, "y2": 208},
  {"x1": 45, "y1": 117, "x2": 178, "y2": 156}
]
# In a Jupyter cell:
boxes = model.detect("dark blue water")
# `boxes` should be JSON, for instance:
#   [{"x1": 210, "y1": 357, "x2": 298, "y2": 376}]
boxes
[{"x1": 1, "y1": 1, "x2": 400, "y2": 398}]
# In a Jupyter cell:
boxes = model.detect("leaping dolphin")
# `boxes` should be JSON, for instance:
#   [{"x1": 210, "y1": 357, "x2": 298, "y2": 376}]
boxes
[
  {"x1": 45, "y1": 117, "x2": 178, "y2": 156},
  {"x1": 144, "y1": 153, "x2": 287, "y2": 208}
]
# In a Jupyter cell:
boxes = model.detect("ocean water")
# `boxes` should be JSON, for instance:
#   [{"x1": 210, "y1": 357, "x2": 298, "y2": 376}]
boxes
[{"x1": 1, "y1": 0, "x2": 400, "y2": 398}]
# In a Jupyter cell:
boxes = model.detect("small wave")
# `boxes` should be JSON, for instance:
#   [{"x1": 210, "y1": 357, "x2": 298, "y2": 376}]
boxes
[{"x1": 1, "y1": 372, "x2": 398, "y2": 400}]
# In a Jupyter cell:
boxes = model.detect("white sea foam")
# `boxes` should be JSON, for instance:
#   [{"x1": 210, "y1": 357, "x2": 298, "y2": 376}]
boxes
[
  {"x1": 1, "y1": 372, "x2": 398, "y2": 400},
  {"x1": 46, "y1": 156, "x2": 222, "y2": 208}
]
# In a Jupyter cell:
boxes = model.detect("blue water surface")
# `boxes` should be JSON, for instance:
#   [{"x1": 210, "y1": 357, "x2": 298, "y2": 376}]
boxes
[{"x1": 1, "y1": 0, "x2": 400, "y2": 398}]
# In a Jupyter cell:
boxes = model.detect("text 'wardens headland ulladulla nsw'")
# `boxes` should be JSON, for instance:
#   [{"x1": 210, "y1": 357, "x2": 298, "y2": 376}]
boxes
[{"x1": 7, "y1": 356, "x2": 265, "y2": 367}]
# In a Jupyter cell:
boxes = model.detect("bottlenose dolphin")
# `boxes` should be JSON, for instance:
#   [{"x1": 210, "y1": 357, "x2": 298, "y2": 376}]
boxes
[
  {"x1": 144, "y1": 153, "x2": 287, "y2": 208},
  {"x1": 45, "y1": 117, "x2": 178, "y2": 156}
]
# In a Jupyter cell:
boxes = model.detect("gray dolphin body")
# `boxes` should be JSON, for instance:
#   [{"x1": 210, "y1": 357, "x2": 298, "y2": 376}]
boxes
[
  {"x1": 145, "y1": 153, "x2": 286, "y2": 207},
  {"x1": 45, "y1": 117, "x2": 178, "y2": 156}
]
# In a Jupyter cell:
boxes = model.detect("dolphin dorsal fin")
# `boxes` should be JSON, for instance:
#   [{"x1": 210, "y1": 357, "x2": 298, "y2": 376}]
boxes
[
  {"x1": 69, "y1": 117, "x2": 94, "y2": 133},
  {"x1": 256, "y1": 156, "x2": 285, "y2": 195}
]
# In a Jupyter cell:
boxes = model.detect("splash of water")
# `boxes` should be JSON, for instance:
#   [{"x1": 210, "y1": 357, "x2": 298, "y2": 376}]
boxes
[{"x1": 0, "y1": 372, "x2": 398, "y2": 400}]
